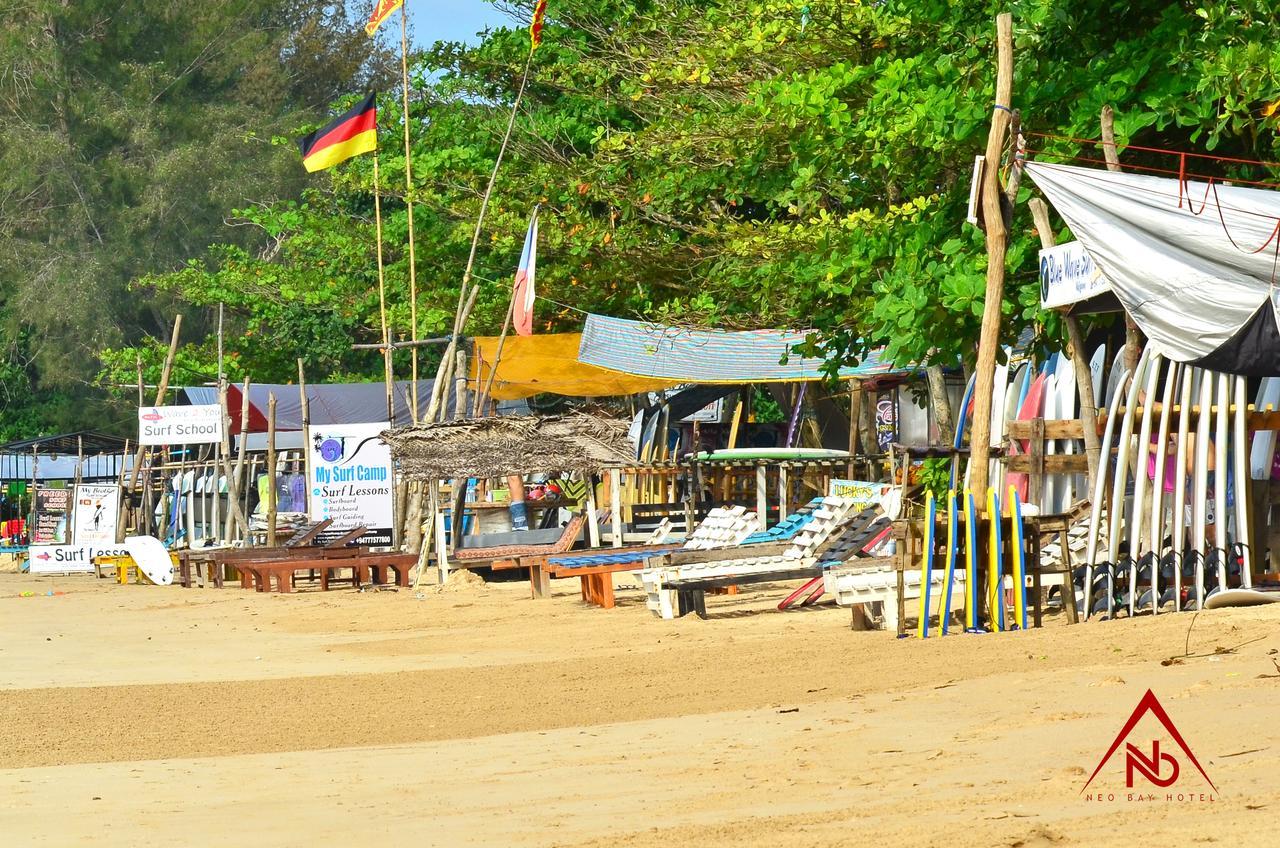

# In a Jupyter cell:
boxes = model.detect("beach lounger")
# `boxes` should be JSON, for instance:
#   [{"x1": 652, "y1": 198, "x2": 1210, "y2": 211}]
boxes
[{"x1": 643, "y1": 497, "x2": 862, "y2": 619}]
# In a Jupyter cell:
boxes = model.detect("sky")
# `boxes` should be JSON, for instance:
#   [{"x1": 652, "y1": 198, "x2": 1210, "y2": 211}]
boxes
[{"x1": 409, "y1": 1, "x2": 513, "y2": 47}]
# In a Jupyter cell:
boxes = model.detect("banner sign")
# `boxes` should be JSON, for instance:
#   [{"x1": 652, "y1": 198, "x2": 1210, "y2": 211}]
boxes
[
  {"x1": 138, "y1": 404, "x2": 222, "y2": 445},
  {"x1": 875, "y1": 391, "x2": 899, "y2": 452},
  {"x1": 828, "y1": 479, "x2": 901, "y2": 520},
  {"x1": 32, "y1": 487, "x2": 70, "y2": 545},
  {"x1": 72, "y1": 484, "x2": 121, "y2": 546},
  {"x1": 1039, "y1": 240, "x2": 1112, "y2": 309},
  {"x1": 28, "y1": 544, "x2": 130, "y2": 574},
  {"x1": 308, "y1": 422, "x2": 394, "y2": 547}
]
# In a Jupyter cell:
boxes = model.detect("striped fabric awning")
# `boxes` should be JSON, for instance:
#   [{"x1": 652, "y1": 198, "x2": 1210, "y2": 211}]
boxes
[{"x1": 577, "y1": 315, "x2": 910, "y2": 383}]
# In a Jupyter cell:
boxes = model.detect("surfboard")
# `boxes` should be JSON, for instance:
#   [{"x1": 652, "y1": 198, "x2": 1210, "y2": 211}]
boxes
[
  {"x1": 1191, "y1": 371, "x2": 1213, "y2": 609},
  {"x1": 1145, "y1": 362, "x2": 1179, "y2": 614},
  {"x1": 1105, "y1": 349, "x2": 1127, "y2": 407},
  {"x1": 940, "y1": 489, "x2": 960, "y2": 635},
  {"x1": 1104, "y1": 348, "x2": 1153, "y2": 618},
  {"x1": 1083, "y1": 363, "x2": 1129, "y2": 620},
  {"x1": 1009, "y1": 485, "x2": 1028, "y2": 630},
  {"x1": 964, "y1": 489, "x2": 981, "y2": 632},
  {"x1": 952, "y1": 373, "x2": 976, "y2": 490},
  {"x1": 123, "y1": 535, "x2": 175, "y2": 586},
  {"x1": 986, "y1": 487, "x2": 1004, "y2": 632},
  {"x1": 1089, "y1": 345, "x2": 1107, "y2": 402},
  {"x1": 1167, "y1": 366, "x2": 1192, "y2": 611},
  {"x1": 1005, "y1": 371, "x2": 1047, "y2": 504},
  {"x1": 1250, "y1": 378, "x2": 1280, "y2": 479},
  {"x1": 1202, "y1": 587, "x2": 1280, "y2": 609},
  {"x1": 917, "y1": 491, "x2": 937, "y2": 639},
  {"x1": 695, "y1": 448, "x2": 850, "y2": 461},
  {"x1": 1213, "y1": 373, "x2": 1230, "y2": 594},
  {"x1": 989, "y1": 354, "x2": 1010, "y2": 493},
  {"x1": 1127, "y1": 355, "x2": 1161, "y2": 616},
  {"x1": 1054, "y1": 352, "x2": 1078, "y2": 512},
  {"x1": 1041, "y1": 372, "x2": 1059, "y2": 514},
  {"x1": 1233, "y1": 374, "x2": 1252, "y2": 588}
]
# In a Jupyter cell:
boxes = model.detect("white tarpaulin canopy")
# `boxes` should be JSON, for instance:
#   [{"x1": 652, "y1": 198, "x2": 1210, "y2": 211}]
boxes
[{"x1": 1025, "y1": 161, "x2": 1280, "y2": 376}]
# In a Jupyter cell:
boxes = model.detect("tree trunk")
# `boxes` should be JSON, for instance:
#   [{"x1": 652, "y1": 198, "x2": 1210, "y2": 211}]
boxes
[{"x1": 925, "y1": 365, "x2": 955, "y2": 446}]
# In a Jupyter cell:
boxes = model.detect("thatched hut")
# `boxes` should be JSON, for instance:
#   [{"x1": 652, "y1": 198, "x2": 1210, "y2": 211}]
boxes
[{"x1": 380, "y1": 413, "x2": 633, "y2": 481}]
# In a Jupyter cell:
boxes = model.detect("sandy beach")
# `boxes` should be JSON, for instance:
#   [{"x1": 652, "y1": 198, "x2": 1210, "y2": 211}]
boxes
[{"x1": 1, "y1": 571, "x2": 1277, "y2": 847}]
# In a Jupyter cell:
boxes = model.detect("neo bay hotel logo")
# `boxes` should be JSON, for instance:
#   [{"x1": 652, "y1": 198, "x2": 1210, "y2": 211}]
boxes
[{"x1": 1082, "y1": 689, "x2": 1217, "y2": 803}]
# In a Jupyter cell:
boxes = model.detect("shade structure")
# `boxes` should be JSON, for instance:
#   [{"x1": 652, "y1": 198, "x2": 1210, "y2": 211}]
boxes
[
  {"x1": 382, "y1": 414, "x2": 634, "y2": 481},
  {"x1": 1026, "y1": 161, "x2": 1280, "y2": 376},
  {"x1": 578, "y1": 315, "x2": 909, "y2": 383},
  {"x1": 471, "y1": 333, "x2": 678, "y2": 401}
]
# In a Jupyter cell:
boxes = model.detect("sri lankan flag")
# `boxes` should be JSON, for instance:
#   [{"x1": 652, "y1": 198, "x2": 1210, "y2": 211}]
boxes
[
  {"x1": 365, "y1": 0, "x2": 403, "y2": 37},
  {"x1": 530, "y1": 0, "x2": 548, "y2": 50},
  {"x1": 297, "y1": 93, "x2": 377, "y2": 173}
]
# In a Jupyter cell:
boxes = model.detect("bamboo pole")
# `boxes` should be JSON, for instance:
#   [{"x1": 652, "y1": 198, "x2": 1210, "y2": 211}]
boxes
[
  {"x1": 423, "y1": 48, "x2": 537, "y2": 425},
  {"x1": 232, "y1": 379, "x2": 252, "y2": 544},
  {"x1": 1029, "y1": 197, "x2": 1102, "y2": 491},
  {"x1": 397, "y1": 3, "x2": 421, "y2": 417},
  {"x1": 297, "y1": 359, "x2": 312, "y2": 518},
  {"x1": 965, "y1": 13, "x2": 1014, "y2": 506},
  {"x1": 266, "y1": 393, "x2": 278, "y2": 547},
  {"x1": 128, "y1": 315, "x2": 182, "y2": 495},
  {"x1": 373, "y1": 149, "x2": 395, "y2": 425}
]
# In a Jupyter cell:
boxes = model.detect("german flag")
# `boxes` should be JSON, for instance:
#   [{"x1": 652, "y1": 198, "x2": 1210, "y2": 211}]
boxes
[
  {"x1": 297, "y1": 93, "x2": 377, "y2": 173},
  {"x1": 365, "y1": 0, "x2": 403, "y2": 37}
]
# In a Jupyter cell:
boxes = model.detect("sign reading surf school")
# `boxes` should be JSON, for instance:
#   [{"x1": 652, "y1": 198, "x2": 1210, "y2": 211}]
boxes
[
  {"x1": 308, "y1": 422, "x2": 394, "y2": 547},
  {"x1": 1039, "y1": 240, "x2": 1112, "y2": 309},
  {"x1": 138, "y1": 404, "x2": 222, "y2": 445}
]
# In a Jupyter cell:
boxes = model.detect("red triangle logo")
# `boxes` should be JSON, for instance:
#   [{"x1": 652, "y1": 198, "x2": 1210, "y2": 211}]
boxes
[{"x1": 1082, "y1": 688, "x2": 1216, "y2": 793}]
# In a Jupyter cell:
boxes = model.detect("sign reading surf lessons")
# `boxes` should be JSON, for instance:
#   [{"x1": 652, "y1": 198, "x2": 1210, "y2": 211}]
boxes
[
  {"x1": 72, "y1": 484, "x2": 121, "y2": 546},
  {"x1": 29, "y1": 544, "x2": 130, "y2": 574},
  {"x1": 138, "y1": 404, "x2": 222, "y2": 445},
  {"x1": 308, "y1": 422, "x2": 394, "y2": 546},
  {"x1": 1039, "y1": 240, "x2": 1112, "y2": 309}
]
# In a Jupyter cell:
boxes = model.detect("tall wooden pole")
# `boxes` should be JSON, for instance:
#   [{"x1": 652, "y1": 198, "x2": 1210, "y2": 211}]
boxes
[
  {"x1": 128, "y1": 315, "x2": 182, "y2": 495},
  {"x1": 266, "y1": 393, "x2": 278, "y2": 547},
  {"x1": 398, "y1": 2, "x2": 421, "y2": 419},
  {"x1": 297, "y1": 359, "x2": 312, "y2": 518},
  {"x1": 1100, "y1": 104, "x2": 1143, "y2": 376},
  {"x1": 966, "y1": 13, "x2": 1014, "y2": 507},
  {"x1": 373, "y1": 149, "x2": 395, "y2": 425},
  {"x1": 1029, "y1": 197, "x2": 1102, "y2": 491}
]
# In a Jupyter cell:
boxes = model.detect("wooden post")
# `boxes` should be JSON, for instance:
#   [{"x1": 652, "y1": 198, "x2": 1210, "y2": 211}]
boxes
[
  {"x1": 114, "y1": 439, "x2": 130, "y2": 543},
  {"x1": 1028, "y1": 197, "x2": 1103, "y2": 491},
  {"x1": 296, "y1": 359, "x2": 312, "y2": 518},
  {"x1": 584, "y1": 473, "x2": 602, "y2": 547},
  {"x1": 232, "y1": 379, "x2": 252, "y2": 544},
  {"x1": 609, "y1": 467, "x2": 623, "y2": 548},
  {"x1": 128, "y1": 315, "x2": 182, "y2": 495},
  {"x1": 1028, "y1": 418, "x2": 1045, "y2": 506},
  {"x1": 966, "y1": 13, "x2": 1015, "y2": 508},
  {"x1": 778, "y1": 464, "x2": 790, "y2": 520},
  {"x1": 1101, "y1": 104, "x2": 1144, "y2": 375},
  {"x1": 266, "y1": 394, "x2": 278, "y2": 547}
]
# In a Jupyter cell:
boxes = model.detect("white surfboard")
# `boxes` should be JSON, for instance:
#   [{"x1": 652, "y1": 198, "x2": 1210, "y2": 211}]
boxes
[
  {"x1": 1147, "y1": 362, "x2": 1178, "y2": 614},
  {"x1": 1042, "y1": 372, "x2": 1059, "y2": 514},
  {"x1": 1054, "y1": 353, "x2": 1078, "y2": 512},
  {"x1": 123, "y1": 535, "x2": 175, "y2": 586},
  {"x1": 1203, "y1": 587, "x2": 1280, "y2": 609},
  {"x1": 1169, "y1": 367, "x2": 1193, "y2": 611},
  {"x1": 1089, "y1": 345, "x2": 1107, "y2": 401},
  {"x1": 1083, "y1": 363, "x2": 1130, "y2": 619},
  {"x1": 1233, "y1": 374, "x2": 1252, "y2": 587},
  {"x1": 989, "y1": 354, "x2": 1010, "y2": 493},
  {"x1": 1105, "y1": 349, "x2": 1153, "y2": 617},
  {"x1": 1128, "y1": 355, "x2": 1161, "y2": 615},
  {"x1": 1191, "y1": 372, "x2": 1213, "y2": 609},
  {"x1": 1213, "y1": 373, "x2": 1230, "y2": 593},
  {"x1": 1105, "y1": 349, "x2": 1127, "y2": 407}
]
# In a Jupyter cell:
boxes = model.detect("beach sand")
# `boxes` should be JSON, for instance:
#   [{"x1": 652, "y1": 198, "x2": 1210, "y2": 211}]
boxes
[{"x1": 1, "y1": 570, "x2": 1276, "y2": 846}]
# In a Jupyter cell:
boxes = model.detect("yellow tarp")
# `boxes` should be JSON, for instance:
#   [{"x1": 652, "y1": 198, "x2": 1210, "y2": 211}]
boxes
[{"x1": 471, "y1": 334, "x2": 678, "y2": 400}]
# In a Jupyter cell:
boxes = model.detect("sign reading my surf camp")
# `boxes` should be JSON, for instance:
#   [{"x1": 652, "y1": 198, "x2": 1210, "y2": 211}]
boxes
[
  {"x1": 307, "y1": 421, "x2": 394, "y2": 547},
  {"x1": 32, "y1": 487, "x2": 70, "y2": 545},
  {"x1": 137, "y1": 404, "x2": 222, "y2": 446},
  {"x1": 72, "y1": 484, "x2": 121, "y2": 546},
  {"x1": 1039, "y1": 240, "x2": 1112, "y2": 309}
]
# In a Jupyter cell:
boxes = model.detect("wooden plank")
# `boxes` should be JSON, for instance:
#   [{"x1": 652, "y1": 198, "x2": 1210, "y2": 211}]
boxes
[{"x1": 1005, "y1": 454, "x2": 1089, "y2": 474}]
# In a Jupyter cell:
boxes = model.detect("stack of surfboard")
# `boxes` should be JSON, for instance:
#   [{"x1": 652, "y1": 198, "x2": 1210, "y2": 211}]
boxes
[{"x1": 1078, "y1": 346, "x2": 1259, "y2": 617}]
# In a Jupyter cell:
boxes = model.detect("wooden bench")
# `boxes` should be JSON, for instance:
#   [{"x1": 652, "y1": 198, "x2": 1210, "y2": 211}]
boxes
[{"x1": 240, "y1": 552, "x2": 420, "y2": 593}]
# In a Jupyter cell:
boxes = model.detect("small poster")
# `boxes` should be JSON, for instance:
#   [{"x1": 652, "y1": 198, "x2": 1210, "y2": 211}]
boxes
[
  {"x1": 72, "y1": 484, "x2": 121, "y2": 546},
  {"x1": 875, "y1": 391, "x2": 899, "y2": 452},
  {"x1": 32, "y1": 487, "x2": 70, "y2": 545},
  {"x1": 308, "y1": 421, "x2": 393, "y2": 546}
]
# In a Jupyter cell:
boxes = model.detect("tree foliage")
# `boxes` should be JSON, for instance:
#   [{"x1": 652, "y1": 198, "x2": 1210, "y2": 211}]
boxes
[{"x1": 12, "y1": 0, "x2": 1280, "y2": 434}]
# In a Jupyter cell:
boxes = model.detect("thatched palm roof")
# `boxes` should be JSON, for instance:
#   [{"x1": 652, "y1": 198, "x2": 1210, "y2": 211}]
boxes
[{"x1": 381, "y1": 414, "x2": 633, "y2": 480}]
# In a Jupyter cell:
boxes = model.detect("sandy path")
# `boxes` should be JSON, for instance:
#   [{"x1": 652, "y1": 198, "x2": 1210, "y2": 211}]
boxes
[{"x1": 1, "y1": 573, "x2": 1277, "y2": 845}]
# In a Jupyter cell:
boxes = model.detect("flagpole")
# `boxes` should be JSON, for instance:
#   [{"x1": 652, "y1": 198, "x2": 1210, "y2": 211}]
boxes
[
  {"x1": 398, "y1": 1, "x2": 420, "y2": 422},
  {"x1": 423, "y1": 47, "x2": 536, "y2": 424},
  {"x1": 373, "y1": 147, "x2": 394, "y2": 426}
]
